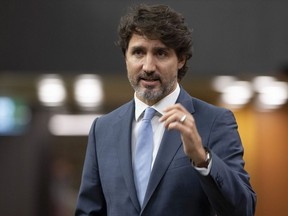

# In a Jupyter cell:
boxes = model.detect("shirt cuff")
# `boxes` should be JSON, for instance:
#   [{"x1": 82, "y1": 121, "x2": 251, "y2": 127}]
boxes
[{"x1": 192, "y1": 158, "x2": 212, "y2": 176}]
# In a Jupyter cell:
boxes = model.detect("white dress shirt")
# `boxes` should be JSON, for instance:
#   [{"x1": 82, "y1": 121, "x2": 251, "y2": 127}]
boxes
[{"x1": 132, "y1": 84, "x2": 211, "y2": 175}]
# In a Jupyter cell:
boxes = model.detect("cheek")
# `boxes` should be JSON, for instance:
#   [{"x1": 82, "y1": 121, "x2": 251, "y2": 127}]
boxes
[
  {"x1": 164, "y1": 62, "x2": 179, "y2": 77},
  {"x1": 126, "y1": 63, "x2": 138, "y2": 80},
  {"x1": 126, "y1": 59, "x2": 142, "y2": 73},
  {"x1": 126, "y1": 62, "x2": 134, "y2": 74},
  {"x1": 125, "y1": 59, "x2": 132, "y2": 72}
]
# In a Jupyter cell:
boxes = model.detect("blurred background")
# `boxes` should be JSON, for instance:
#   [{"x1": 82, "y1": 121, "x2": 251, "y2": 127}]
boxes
[{"x1": 0, "y1": 0, "x2": 287, "y2": 215}]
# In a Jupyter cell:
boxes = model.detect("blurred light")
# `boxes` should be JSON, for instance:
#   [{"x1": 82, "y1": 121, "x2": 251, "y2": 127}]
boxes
[
  {"x1": 0, "y1": 97, "x2": 31, "y2": 135},
  {"x1": 256, "y1": 81, "x2": 288, "y2": 110},
  {"x1": 252, "y1": 76, "x2": 276, "y2": 92},
  {"x1": 37, "y1": 74, "x2": 66, "y2": 107},
  {"x1": 212, "y1": 76, "x2": 237, "y2": 92},
  {"x1": 0, "y1": 97, "x2": 15, "y2": 132},
  {"x1": 221, "y1": 81, "x2": 253, "y2": 108},
  {"x1": 74, "y1": 74, "x2": 104, "y2": 110},
  {"x1": 49, "y1": 114, "x2": 101, "y2": 136},
  {"x1": 213, "y1": 75, "x2": 288, "y2": 110}
]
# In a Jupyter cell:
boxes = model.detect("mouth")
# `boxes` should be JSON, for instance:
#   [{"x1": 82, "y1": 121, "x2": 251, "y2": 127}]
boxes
[
  {"x1": 139, "y1": 77, "x2": 160, "y2": 87},
  {"x1": 139, "y1": 72, "x2": 160, "y2": 82}
]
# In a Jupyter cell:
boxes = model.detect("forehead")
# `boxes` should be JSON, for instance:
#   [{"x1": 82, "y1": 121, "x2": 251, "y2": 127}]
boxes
[{"x1": 128, "y1": 34, "x2": 168, "y2": 49}]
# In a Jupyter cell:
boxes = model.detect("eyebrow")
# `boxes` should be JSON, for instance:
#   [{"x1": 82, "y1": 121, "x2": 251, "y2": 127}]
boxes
[
  {"x1": 130, "y1": 45, "x2": 171, "y2": 52},
  {"x1": 130, "y1": 46, "x2": 145, "y2": 51}
]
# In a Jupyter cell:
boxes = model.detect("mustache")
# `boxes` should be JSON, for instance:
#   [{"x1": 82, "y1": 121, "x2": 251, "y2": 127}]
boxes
[{"x1": 137, "y1": 72, "x2": 161, "y2": 81}]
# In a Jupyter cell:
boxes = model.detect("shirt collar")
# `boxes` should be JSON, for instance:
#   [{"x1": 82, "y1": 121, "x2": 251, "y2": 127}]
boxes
[{"x1": 134, "y1": 83, "x2": 180, "y2": 121}]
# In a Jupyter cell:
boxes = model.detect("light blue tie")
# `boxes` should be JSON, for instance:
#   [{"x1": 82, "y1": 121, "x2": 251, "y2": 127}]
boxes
[{"x1": 134, "y1": 107, "x2": 156, "y2": 206}]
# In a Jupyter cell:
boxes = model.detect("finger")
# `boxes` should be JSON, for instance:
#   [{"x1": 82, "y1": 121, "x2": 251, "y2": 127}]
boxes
[
  {"x1": 159, "y1": 109, "x2": 177, "y2": 122},
  {"x1": 162, "y1": 112, "x2": 183, "y2": 128},
  {"x1": 166, "y1": 119, "x2": 187, "y2": 131},
  {"x1": 179, "y1": 115, "x2": 187, "y2": 123},
  {"x1": 160, "y1": 104, "x2": 187, "y2": 122}
]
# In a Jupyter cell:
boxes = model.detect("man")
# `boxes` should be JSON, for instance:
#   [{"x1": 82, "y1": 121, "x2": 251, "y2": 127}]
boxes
[{"x1": 75, "y1": 4, "x2": 256, "y2": 216}]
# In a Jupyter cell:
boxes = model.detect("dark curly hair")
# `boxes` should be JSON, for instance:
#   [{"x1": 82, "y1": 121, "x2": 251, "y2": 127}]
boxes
[{"x1": 117, "y1": 4, "x2": 193, "y2": 80}]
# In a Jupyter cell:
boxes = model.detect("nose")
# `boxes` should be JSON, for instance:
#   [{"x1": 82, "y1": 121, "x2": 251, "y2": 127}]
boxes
[{"x1": 142, "y1": 54, "x2": 156, "y2": 73}]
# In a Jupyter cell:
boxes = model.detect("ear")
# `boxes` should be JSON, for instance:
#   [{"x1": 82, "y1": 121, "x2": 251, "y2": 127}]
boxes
[{"x1": 178, "y1": 55, "x2": 186, "y2": 70}]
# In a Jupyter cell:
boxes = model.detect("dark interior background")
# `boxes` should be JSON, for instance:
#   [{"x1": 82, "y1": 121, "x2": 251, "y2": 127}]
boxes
[{"x1": 1, "y1": 0, "x2": 288, "y2": 76}]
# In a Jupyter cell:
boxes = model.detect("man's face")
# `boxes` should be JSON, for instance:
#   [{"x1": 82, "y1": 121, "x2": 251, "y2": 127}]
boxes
[{"x1": 125, "y1": 34, "x2": 185, "y2": 105}]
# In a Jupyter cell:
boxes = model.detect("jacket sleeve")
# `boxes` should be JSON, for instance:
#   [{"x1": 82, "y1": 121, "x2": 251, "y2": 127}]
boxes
[
  {"x1": 197, "y1": 109, "x2": 256, "y2": 216},
  {"x1": 75, "y1": 119, "x2": 107, "y2": 216}
]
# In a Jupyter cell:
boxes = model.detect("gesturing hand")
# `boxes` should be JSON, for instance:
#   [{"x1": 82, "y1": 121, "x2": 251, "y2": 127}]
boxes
[{"x1": 159, "y1": 103, "x2": 208, "y2": 167}]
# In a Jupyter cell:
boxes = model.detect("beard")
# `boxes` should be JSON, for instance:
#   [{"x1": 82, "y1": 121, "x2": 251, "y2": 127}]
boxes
[{"x1": 128, "y1": 71, "x2": 177, "y2": 102}]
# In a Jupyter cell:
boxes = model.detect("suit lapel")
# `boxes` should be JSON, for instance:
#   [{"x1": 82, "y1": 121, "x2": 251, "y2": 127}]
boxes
[
  {"x1": 113, "y1": 101, "x2": 141, "y2": 211},
  {"x1": 142, "y1": 88, "x2": 195, "y2": 210},
  {"x1": 142, "y1": 128, "x2": 182, "y2": 209}
]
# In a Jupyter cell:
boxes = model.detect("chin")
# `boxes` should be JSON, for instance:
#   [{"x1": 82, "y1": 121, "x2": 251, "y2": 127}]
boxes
[{"x1": 141, "y1": 88, "x2": 164, "y2": 101}]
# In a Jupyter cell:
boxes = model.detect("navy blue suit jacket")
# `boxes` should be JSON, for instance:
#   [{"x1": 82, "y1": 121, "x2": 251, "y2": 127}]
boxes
[{"x1": 75, "y1": 88, "x2": 256, "y2": 216}]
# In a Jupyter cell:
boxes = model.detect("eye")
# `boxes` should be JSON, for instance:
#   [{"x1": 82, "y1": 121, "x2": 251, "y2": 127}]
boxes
[
  {"x1": 132, "y1": 48, "x2": 144, "y2": 57},
  {"x1": 156, "y1": 49, "x2": 168, "y2": 58}
]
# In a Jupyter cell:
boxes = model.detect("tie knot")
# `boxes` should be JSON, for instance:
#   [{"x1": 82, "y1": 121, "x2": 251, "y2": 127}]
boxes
[{"x1": 143, "y1": 107, "x2": 156, "y2": 121}]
